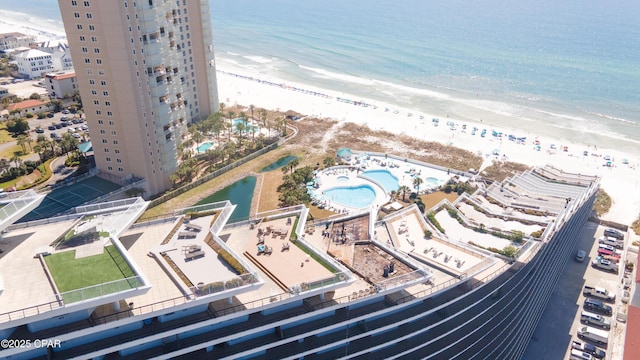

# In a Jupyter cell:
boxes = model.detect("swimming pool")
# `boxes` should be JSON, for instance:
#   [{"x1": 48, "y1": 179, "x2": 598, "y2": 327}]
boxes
[
  {"x1": 425, "y1": 177, "x2": 442, "y2": 186},
  {"x1": 197, "y1": 141, "x2": 214, "y2": 153},
  {"x1": 233, "y1": 118, "x2": 259, "y2": 132},
  {"x1": 362, "y1": 169, "x2": 399, "y2": 193},
  {"x1": 337, "y1": 176, "x2": 349, "y2": 182},
  {"x1": 323, "y1": 185, "x2": 376, "y2": 209}
]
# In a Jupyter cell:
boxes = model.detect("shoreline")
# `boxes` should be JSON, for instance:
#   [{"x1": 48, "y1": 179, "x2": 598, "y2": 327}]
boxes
[
  {"x1": 215, "y1": 69, "x2": 640, "y2": 225},
  {"x1": 0, "y1": 12, "x2": 637, "y2": 225}
]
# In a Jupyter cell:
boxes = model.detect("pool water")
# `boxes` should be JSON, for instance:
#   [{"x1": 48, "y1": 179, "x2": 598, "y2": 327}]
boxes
[
  {"x1": 323, "y1": 185, "x2": 376, "y2": 209},
  {"x1": 260, "y1": 155, "x2": 298, "y2": 172},
  {"x1": 197, "y1": 142, "x2": 214, "y2": 153},
  {"x1": 425, "y1": 177, "x2": 441, "y2": 185},
  {"x1": 195, "y1": 176, "x2": 256, "y2": 223},
  {"x1": 233, "y1": 118, "x2": 259, "y2": 132},
  {"x1": 362, "y1": 170, "x2": 399, "y2": 192},
  {"x1": 337, "y1": 176, "x2": 349, "y2": 181}
]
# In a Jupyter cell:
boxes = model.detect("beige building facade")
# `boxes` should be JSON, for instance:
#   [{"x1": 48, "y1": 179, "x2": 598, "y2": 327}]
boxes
[
  {"x1": 44, "y1": 71, "x2": 77, "y2": 99},
  {"x1": 58, "y1": 0, "x2": 219, "y2": 196}
]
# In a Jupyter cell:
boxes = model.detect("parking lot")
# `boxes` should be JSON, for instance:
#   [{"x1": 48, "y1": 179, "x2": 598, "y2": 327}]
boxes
[
  {"x1": 29, "y1": 110, "x2": 89, "y2": 143},
  {"x1": 523, "y1": 222, "x2": 628, "y2": 360}
]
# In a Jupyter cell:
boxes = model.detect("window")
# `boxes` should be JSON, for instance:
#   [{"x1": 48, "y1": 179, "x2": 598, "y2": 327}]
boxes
[
  {"x1": 104, "y1": 148, "x2": 109, "y2": 152},
  {"x1": 91, "y1": 36, "x2": 97, "y2": 42},
  {"x1": 93, "y1": 100, "x2": 99, "y2": 105},
  {"x1": 89, "y1": 25, "x2": 95, "y2": 30},
  {"x1": 98, "y1": 69, "x2": 104, "y2": 75},
  {"x1": 76, "y1": 24, "x2": 83, "y2": 30},
  {"x1": 108, "y1": 166, "x2": 113, "y2": 171},
  {"x1": 83, "y1": 0, "x2": 90, "y2": 5},
  {"x1": 87, "y1": 69, "x2": 93, "y2": 75},
  {"x1": 81, "y1": 47, "x2": 88, "y2": 53},
  {"x1": 91, "y1": 90, "x2": 97, "y2": 95},
  {"x1": 94, "y1": 48, "x2": 100, "y2": 53},
  {"x1": 72, "y1": 0, "x2": 78, "y2": 5},
  {"x1": 96, "y1": 110, "x2": 101, "y2": 115},
  {"x1": 101, "y1": 80, "x2": 106, "y2": 86},
  {"x1": 102, "y1": 139, "x2": 107, "y2": 144},
  {"x1": 105, "y1": 101, "x2": 111, "y2": 106},
  {"x1": 118, "y1": 167, "x2": 124, "y2": 172},
  {"x1": 96, "y1": 59, "x2": 102, "y2": 65},
  {"x1": 84, "y1": 58, "x2": 91, "y2": 64},
  {"x1": 86, "y1": 13, "x2": 92, "y2": 19},
  {"x1": 74, "y1": 12, "x2": 80, "y2": 18},
  {"x1": 109, "y1": 121, "x2": 115, "y2": 125},
  {"x1": 89, "y1": 79, "x2": 95, "y2": 85},
  {"x1": 79, "y1": 35, "x2": 85, "y2": 41},
  {"x1": 116, "y1": 159, "x2": 122, "y2": 163},
  {"x1": 100, "y1": 129, "x2": 106, "y2": 134},
  {"x1": 97, "y1": 119, "x2": 103, "y2": 124},
  {"x1": 107, "y1": 111, "x2": 113, "y2": 116},
  {"x1": 115, "y1": 149, "x2": 120, "y2": 154},
  {"x1": 103, "y1": 91, "x2": 108, "y2": 96},
  {"x1": 111, "y1": 130, "x2": 116, "y2": 135},
  {"x1": 105, "y1": 157, "x2": 111, "y2": 162}
]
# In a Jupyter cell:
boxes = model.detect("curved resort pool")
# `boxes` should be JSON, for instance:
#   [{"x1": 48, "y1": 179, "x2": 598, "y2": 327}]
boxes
[
  {"x1": 362, "y1": 169, "x2": 399, "y2": 193},
  {"x1": 197, "y1": 142, "x2": 214, "y2": 153},
  {"x1": 323, "y1": 185, "x2": 376, "y2": 209},
  {"x1": 337, "y1": 176, "x2": 349, "y2": 182}
]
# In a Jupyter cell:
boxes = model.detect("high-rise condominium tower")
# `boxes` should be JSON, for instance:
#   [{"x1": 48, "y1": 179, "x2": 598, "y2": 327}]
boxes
[{"x1": 58, "y1": 0, "x2": 219, "y2": 196}]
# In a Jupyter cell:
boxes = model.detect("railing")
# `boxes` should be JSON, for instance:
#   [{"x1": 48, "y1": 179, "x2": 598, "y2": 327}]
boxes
[
  {"x1": 375, "y1": 268, "x2": 431, "y2": 292},
  {"x1": 56, "y1": 276, "x2": 145, "y2": 304},
  {"x1": 190, "y1": 273, "x2": 258, "y2": 297},
  {"x1": 292, "y1": 272, "x2": 347, "y2": 294}
]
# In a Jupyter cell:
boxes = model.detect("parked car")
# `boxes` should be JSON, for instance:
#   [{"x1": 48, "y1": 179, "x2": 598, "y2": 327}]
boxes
[
  {"x1": 47, "y1": 125, "x2": 56, "y2": 131},
  {"x1": 60, "y1": 122, "x2": 69, "y2": 127},
  {"x1": 580, "y1": 311, "x2": 611, "y2": 330},
  {"x1": 50, "y1": 132, "x2": 58, "y2": 139},
  {"x1": 604, "y1": 228, "x2": 624, "y2": 240},
  {"x1": 35, "y1": 128, "x2": 44, "y2": 134},
  {"x1": 46, "y1": 112, "x2": 54, "y2": 118},
  {"x1": 598, "y1": 236, "x2": 624, "y2": 249},
  {"x1": 584, "y1": 298, "x2": 613, "y2": 316},
  {"x1": 592, "y1": 258, "x2": 618, "y2": 273},
  {"x1": 570, "y1": 349, "x2": 593, "y2": 360},
  {"x1": 571, "y1": 340, "x2": 605, "y2": 359},
  {"x1": 72, "y1": 133, "x2": 81, "y2": 139},
  {"x1": 54, "y1": 123, "x2": 62, "y2": 129},
  {"x1": 62, "y1": 109, "x2": 70, "y2": 114}
]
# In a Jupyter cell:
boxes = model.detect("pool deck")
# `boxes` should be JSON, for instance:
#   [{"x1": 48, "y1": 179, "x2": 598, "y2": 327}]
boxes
[{"x1": 315, "y1": 154, "x2": 464, "y2": 213}]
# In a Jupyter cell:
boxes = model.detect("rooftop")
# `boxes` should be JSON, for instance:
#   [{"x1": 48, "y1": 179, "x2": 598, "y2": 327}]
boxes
[{"x1": 6, "y1": 99, "x2": 45, "y2": 111}]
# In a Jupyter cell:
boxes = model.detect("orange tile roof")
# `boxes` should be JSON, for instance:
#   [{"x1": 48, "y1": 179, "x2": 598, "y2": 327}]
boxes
[{"x1": 6, "y1": 99, "x2": 45, "y2": 111}]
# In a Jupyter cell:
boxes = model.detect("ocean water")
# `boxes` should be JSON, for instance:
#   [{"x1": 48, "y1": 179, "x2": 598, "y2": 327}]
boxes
[{"x1": 9, "y1": 0, "x2": 640, "y2": 152}]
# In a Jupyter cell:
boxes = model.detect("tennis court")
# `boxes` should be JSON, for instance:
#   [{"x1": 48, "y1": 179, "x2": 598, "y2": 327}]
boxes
[{"x1": 19, "y1": 176, "x2": 121, "y2": 222}]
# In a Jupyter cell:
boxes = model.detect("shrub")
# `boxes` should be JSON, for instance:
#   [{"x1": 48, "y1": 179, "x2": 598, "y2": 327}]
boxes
[
  {"x1": 424, "y1": 229, "x2": 432, "y2": 238},
  {"x1": 186, "y1": 209, "x2": 217, "y2": 219},
  {"x1": 426, "y1": 212, "x2": 445, "y2": 233},
  {"x1": 25, "y1": 112, "x2": 34, "y2": 118},
  {"x1": 530, "y1": 229, "x2": 544, "y2": 238},
  {"x1": 501, "y1": 245, "x2": 518, "y2": 258}
]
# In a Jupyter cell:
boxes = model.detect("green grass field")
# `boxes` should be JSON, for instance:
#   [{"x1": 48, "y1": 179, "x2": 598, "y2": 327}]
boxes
[{"x1": 44, "y1": 245, "x2": 137, "y2": 303}]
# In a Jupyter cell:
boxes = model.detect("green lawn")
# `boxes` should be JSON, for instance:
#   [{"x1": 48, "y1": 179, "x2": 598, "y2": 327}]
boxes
[{"x1": 44, "y1": 245, "x2": 138, "y2": 303}]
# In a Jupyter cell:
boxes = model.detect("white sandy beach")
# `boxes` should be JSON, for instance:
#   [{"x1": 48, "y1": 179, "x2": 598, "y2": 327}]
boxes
[
  {"x1": 215, "y1": 68, "x2": 640, "y2": 225},
  {"x1": 1, "y1": 13, "x2": 637, "y2": 225}
]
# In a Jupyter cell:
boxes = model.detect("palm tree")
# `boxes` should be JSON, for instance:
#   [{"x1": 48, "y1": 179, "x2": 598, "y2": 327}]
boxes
[
  {"x1": 289, "y1": 158, "x2": 300, "y2": 174},
  {"x1": 219, "y1": 102, "x2": 225, "y2": 117},
  {"x1": 10, "y1": 154, "x2": 21, "y2": 168},
  {"x1": 16, "y1": 134, "x2": 27, "y2": 153},
  {"x1": 249, "y1": 104, "x2": 254, "y2": 123},
  {"x1": 323, "y1": 156, "x2": 335, "y2": 168},
  {"x1": 192, "y1": 130, "x2": 203, "y2": 147},
  {"x1": 0, "y1": 158, "x2": 10, "y2": 175},
  {"x1": 25, "y1": 133, "x2": 33, "y2": 152},
  {"x1": 398, "y1": 185, "x2": 411, "y2": 202},
  {"x1": 226, "y1": 110, "x2": 235, "y2": 140},
  {"x1": 413, "y1": 177, "x2": 424, "y2": 194},
  {"x1": 33, "y1": 144, "x2": 43, "y2": 162}
]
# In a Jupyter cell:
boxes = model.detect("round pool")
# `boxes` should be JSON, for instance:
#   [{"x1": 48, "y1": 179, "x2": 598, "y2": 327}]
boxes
[
  {"x1": 425, "y1": 177, "x2": 441, "y2": 185},
  {"x1": 323, "y1": 185, "x2": 376, "y2": 209}
]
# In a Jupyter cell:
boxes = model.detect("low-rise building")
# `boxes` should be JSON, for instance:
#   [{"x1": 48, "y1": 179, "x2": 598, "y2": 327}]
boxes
[
  {"x1": 0, "y1": 32, "x2": 36, "y2": 51},
  {"x1": 6, "y1": 99, "x2": 52, "y2": 117},
  {"x1": 0, "y1": 87, "x2": 9, "y2": 98},
  {"x1": 37, "y1": 40, "x2": 73, "y2": 72},
  {"x1": 44, "y1": 71, "x2": 77, "y2": 99},
  {"x1": 14, "y1": 49, "x2": 54, "y2": 79}
]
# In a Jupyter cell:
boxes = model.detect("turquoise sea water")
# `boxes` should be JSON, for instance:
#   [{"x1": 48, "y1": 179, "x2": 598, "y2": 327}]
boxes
[{"x1": 11, "y1": 0, "x2": 640, "y2": 152}]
